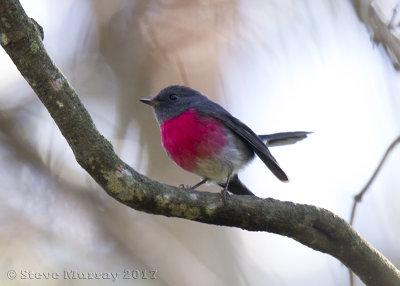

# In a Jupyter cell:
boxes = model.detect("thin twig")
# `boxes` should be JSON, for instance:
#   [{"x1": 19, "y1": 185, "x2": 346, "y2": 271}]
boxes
[
  {"x1": 349, "y1": 267, "x2": 356, "y2": 286},
  {"x1": 388, "y1": 4, "x2": 399, "y2": 29},
  {"x1": 348, "y1": 135, "x2": 400, "y2": 286},
  {"x1": 350, "y1": 135, "x2": 400, "y2": 225}
]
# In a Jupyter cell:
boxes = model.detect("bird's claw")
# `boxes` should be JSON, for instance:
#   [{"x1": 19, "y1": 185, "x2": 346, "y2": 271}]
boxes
[{"x1": 179, "y1": 184, "x2": 192, "y2": 190}]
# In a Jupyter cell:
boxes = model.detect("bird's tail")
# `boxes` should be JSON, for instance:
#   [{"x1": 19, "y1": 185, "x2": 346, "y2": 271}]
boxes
[
  {"x1": 259, "y1": 131, "x2": 312, "y2": 147},
  {"x1": 218, "y1": 174, "x2": 255, "y2": 196}
]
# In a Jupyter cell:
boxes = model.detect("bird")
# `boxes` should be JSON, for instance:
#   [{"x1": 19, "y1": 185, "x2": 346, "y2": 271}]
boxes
[{"x1": 140, "y1": 85, "x2": 310, "y2": 198}]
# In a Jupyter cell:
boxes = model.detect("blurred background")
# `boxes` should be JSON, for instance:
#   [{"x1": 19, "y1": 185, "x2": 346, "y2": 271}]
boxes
[{"x1": 1, "y1": 0, "x2": 400, "y2": 285}]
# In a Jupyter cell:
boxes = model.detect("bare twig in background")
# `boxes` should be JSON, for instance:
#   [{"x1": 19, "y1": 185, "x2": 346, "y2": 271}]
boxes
[
  {"x1": 349, "y1": 269, "x2": 356, "y2": 286},
  {"x1": 348, "y1": 135, "x2": 400, "y2": 286},
  {"x1": 351, "y1": 0, "x2": 400, "y2": 70},
  {"x1": 388, "y1": 4, "x2": 399, "y2": 30},
  {"x1": 350, "y1": 135, "x2": 400, "y2": 225},
  {"x1": 1, "y1": 1, "x2": 400, "y2": 285}
]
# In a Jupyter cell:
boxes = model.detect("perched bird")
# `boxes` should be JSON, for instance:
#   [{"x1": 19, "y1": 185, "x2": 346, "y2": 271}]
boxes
[{"x1": 140, "y1": 85, "x2": 310, "y2": 197}]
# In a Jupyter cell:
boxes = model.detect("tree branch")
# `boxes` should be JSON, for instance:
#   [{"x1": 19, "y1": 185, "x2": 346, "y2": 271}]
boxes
[
  {"x1": 351, "y1": 0, "x2": 400, "y2": 70},
  {"x1": 1, "y1": 1, "x2": 399, "y2": 285}
]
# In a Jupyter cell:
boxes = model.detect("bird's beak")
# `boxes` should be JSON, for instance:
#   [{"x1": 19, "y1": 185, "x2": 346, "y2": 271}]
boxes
[{"x1": 139, "y1": 98, "x2": 160, "y2": 107}]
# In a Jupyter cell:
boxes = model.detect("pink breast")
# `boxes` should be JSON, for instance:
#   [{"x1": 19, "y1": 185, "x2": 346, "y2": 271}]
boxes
[{"x1": 160, "y1": 109, "x2": 228, "y2": 172}]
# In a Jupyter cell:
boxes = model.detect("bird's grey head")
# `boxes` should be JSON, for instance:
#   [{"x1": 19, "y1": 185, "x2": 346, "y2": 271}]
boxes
[{"x1": 140, "y1": 85, "x2": 208, "y2": 124}]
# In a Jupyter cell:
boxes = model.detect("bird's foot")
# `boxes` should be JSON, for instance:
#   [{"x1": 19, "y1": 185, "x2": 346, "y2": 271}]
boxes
[
  {"x1": 220, "y1": 188, "x2": 229, "y2": 203},
  {"x1": 179, "y1": 184, "x2": 192, "y2": 190},
  {"x1": 179, "y1": 178, "x2": 208, "y2": 190},
  {"x1": 220, "y1": 174, "x2": 231, "y2": 203}
]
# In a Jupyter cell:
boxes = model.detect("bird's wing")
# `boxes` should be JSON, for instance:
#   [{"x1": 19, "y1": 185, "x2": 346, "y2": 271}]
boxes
[{"x1": 197, "y1": 104, "x2": 289, "y2": 182}]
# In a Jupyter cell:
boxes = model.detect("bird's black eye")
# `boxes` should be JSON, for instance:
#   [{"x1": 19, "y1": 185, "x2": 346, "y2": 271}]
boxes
[{"x1": 169, "y1": 94, "x2": 178, "y2": 101}]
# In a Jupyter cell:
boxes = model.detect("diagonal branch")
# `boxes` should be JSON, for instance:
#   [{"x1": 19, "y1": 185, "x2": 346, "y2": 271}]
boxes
[{"x1": 1, "y1": 1, "x2": 399, "y2": 285}]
